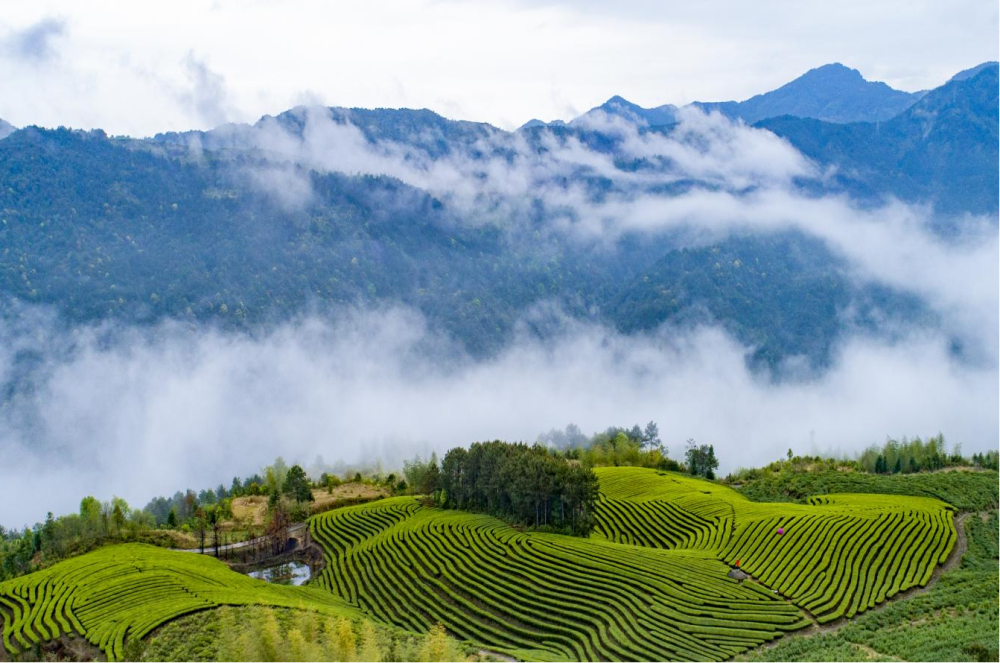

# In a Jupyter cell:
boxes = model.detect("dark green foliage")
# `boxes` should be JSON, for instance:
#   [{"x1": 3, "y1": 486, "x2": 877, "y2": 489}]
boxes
[
  {"x1": 0, "y1": 126, "x2": 569, "y2": 358},
  {"x1": 0, "y1": 495, "x2": 160, "y2": 581},
  {"x1": 609, "y1": 233, "x2": 929, "y2": 370},
  {"x1": 642, "y1": 421, "x2": 660, "y2": 449},
  {"x1": 686, "y1": 440, "x2": 719, "y2": 479},
  {"x1": 858, "y1": 433, "x2": 958, "y2": 474},
  {"x1": 970, "y1": 451, "x2": 999, "y2": 471},
  {"x1": 0, "y1": 123, "x2": 932, "y2": 371},
  {"x1": 439, "y1": 441, "x2": 599, "y2": 535},
  {"x1": 402, "y1": 453, "x2": 441, "y2": 496},
  {"x1": 736, "y1": 468, "x2": 999, "y2": 511},
  {"x1": 0, "y1": 528, "x2": 34, "y2": 581},
  {"x1": 145, "y1": 474, "x2": 271, "y2": 526},
  {"x1": 282, "y1": 465, "x2": 314, "y2": 503}
]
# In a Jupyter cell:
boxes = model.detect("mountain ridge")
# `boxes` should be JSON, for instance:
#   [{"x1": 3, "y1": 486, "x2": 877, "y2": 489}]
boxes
[
  {"x1": 759, "y1": 63, "x2": 1000, "y2": 215},
  {"x1": 691, "y1": 62, "x2": 922, "y2": 124},
  {"x1": 0, "y1": 61, "x2": 992, "y2": 369}
]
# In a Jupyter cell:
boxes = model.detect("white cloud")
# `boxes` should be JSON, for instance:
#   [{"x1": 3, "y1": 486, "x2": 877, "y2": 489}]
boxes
[
  {"x1": 179, "y1": 53, "x2": 234, "y2": 128},
  {"x1": 1, "y1": 308, "x2": 995, "y2": 527},
  {"x1": 1, "y1": 16, "x2": 66, "y2": 62},
  {"x1": 234, "y1": 104, "x2": 813, "y2": 208},
  {"x1": 0, "y1": 1, "x2": 995, "y2": 134}
]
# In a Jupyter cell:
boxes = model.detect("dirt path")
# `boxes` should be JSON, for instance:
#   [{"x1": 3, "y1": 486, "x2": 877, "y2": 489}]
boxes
[{"x1": 748, "y1": 511, "x2": 973, "y2": 651}]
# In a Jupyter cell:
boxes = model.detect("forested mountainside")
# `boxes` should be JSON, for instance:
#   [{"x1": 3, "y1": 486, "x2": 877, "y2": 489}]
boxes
[
  {"x1": 0, "y1": 62, "x2": 994, "y2": 365},
  {"x1": 0, "y1": 125, "x2": 923, "y2": 366},
  {"x1": 761, "y1": 64, "x2": 1000, "y2": 216}
]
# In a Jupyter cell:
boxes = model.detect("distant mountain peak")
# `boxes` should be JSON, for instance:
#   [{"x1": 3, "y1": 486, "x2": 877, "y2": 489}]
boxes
[
  {"x1": 949, "y1": 61, "x2": 999, "y2": 83},
  {"x1": 519, "y1": 118, "x2": 547, "y2": 129},
  {"x1": 517, "y1": 118, "x2": 567, "y2": 130},
  {"x1": 803, "y1": 62, "x2": 864, "y2": 78},
  {"x1": 692, "y1": 62, "x2": 918, "y2": 124},
  {"x1": 781, "y1": 62, "x2": 891, "y2": 93},
  {"x1": 570, "y1": 96, "x2": 677, "y2": 128},
  {"x1": 759, "y1": 63, "x2": 999, "y2": 216},
  {"x1": 603, "y1": 95, "x2": 633, "y2": 106}
]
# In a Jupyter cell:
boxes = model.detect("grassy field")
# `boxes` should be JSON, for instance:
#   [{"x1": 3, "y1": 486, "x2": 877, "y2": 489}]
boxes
[
  {"x1": 0, "y1": 544, "x2": 361, "y2": 661},
  {"x1": 0, "y1": 467, "x2": 976, "y2": 662}
]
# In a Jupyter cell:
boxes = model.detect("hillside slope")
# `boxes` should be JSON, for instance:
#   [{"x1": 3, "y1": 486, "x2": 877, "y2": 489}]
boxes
[
  {"x1": 760, "y1": 64, "x2": 1000, "y2": 216},
  {"x1": 0, "y1": 126, "x2": 926, "y2": 368},
  {"x1": 593, "y1": 468, "x2": 954, "y2": 624},
  {"x1": 0, "y1": 544, "x2": 360, "y2": 661},
  {"x1": 311, "y1": 496, "x2": 808, "y2": 661},
  {"x1": 0, "y1": 470, "x2": 967, "y2": 662}
]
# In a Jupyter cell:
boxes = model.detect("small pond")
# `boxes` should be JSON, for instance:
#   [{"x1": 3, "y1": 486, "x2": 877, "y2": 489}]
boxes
[{"x1": 248, "y1": 561, "x2": 311, "y2": 586}]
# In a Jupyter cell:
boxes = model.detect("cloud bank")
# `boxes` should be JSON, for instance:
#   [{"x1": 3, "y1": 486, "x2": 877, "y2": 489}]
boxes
[
  {"x1": 229, "y1": 106, "x2": 998, "y2": 361},
  {"x1": 0, "y1": 307, "x2": 996, "y2": 527},
  {"x1": 1, "y1": 17, "x2": 66, "y2": 63}
]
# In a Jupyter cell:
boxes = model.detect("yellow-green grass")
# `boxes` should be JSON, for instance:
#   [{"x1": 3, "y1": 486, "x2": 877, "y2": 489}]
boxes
[
  {"x1": 592, "y1": 468, "x2": 956, "y2": 623},
  {"x1": 0, "y1": 544, "x2": 360, "y2": 662},
  {"x1": 311, "y1": 497, "x2": 809, "y2": 662}
]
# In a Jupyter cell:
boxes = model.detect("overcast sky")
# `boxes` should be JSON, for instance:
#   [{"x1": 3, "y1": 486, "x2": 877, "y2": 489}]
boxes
[{"x1": 1, "y1": 0, "x2": 997, "y2": 136}]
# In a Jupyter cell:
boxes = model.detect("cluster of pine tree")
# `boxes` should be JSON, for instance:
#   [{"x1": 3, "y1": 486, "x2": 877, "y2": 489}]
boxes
[
  {"x1": 970, "y1": 451, "x2": 999, "y2": 471},
  {"x1": 438, "y1": 441, "x2": 599, "y2": 536},
  {"x1": 858, "y1": 434, "x2": 968, "y2": 475}
]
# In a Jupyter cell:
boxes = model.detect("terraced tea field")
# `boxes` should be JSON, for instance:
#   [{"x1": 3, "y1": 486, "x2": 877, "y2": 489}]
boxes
[
  {"x1": 0, "y1": 544, "x2": 358, "y2": 661},
  {"x1": 311, "y1": 497, "x2": 810, "y2": 661},
  {"x1": 593, "y1": 468, "x2": 956, "y2": 623},
  {"x1": 0, "y1": 467, "x2": 959, "y2": 662},
  {"x1": 310, "y1": 469, "x2": 957, "y2": 660}
]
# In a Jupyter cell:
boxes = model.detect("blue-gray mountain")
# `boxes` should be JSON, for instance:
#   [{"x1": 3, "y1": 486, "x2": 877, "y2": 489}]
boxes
[
  {"x1": 567, "y1": 95, "x2": 678, "y2": 128},
  {"x1": 0, "y1": 62, "x2": 993, "y2": 372},
  {"x1": 760, "y1": 64, "x2": 999, "y2": 216},
  {"x1": 522, "y1": 61, "x2": 998, "y2": 129},
  {"x1": 692, "y1": 63, "x2": 924, "y2": 124},
  {"x1": 4, "y1": 123, "x2": 921, "y2": 364}
]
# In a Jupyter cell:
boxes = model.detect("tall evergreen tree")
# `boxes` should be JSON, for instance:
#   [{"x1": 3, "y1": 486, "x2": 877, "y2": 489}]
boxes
[{"x1": 282, "y1": 465, "x2": 314, "y2": 503}]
